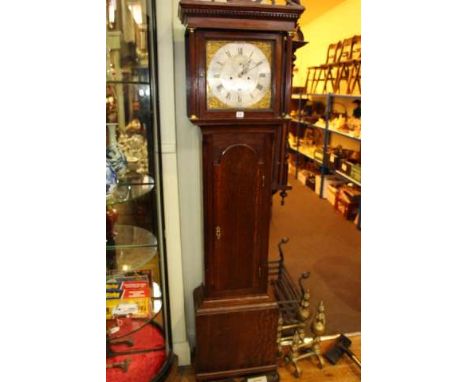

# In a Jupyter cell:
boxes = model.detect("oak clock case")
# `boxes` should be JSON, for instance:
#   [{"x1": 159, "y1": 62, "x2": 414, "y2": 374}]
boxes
[
  {"x1": 180, "y1": 1, "x2": 304, "y2": 380},
  {"x1": 106, "y1": 0, "x2": 174, "y2": 381}
]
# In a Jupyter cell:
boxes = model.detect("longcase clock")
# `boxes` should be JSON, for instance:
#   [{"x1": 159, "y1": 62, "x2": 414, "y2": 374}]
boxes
[{"x1": 179, "y1": 1, "x2": 304, "y2": 380}]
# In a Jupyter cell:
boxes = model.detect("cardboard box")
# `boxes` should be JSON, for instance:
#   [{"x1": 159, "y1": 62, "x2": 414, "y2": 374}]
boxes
[
  {"x1": 314, "y1": 148, "x2": 330, "y2": 164},
  {"x1": 351, "y1": 164, "x2": 361, "y2": 183},
  {"x1": 298, "y1": 170, "x2": 313, "y2": 185},
  {"x1": 315, "y1": 175, "x2": 345, "y2": 198},
  {"x1": 106, "y1": 271, "x2": 153, "y2": 319},
  {"x1": 326, "y1": 184, "x2": 341, "y2": 206},
  {"x1": 335, "y1": 186, "x2": 361, "y2": 220},
  {"x1": 336, "y1": 198, "x2": 360, "y2": 220},
  {"x1": 340, "y1": 160, "x2": 354, "y2": 175},
  {"x1": 339, "y1": 186, "x2": 361, "y2": 203},
  {"x1": 328, "y1": 152, "x2": 343, "y2": 171},
  {"x1": 306, "y1": 176, "x2": 315, "y2": 191},
  {"x1": 314, "y1": 148, "x2": 324, "y2": 161}
]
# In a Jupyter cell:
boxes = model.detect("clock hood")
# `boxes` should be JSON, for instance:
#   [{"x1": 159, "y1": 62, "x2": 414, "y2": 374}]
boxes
[{"x1": 179, "y1": 0, "x2": 304, "y2": 32}]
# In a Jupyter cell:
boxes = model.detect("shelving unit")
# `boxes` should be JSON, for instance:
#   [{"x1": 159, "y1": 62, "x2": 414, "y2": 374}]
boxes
[
  {"x1": 288, "y1": 92, "x2": 361, "y2": 227},
  {"x1": 106, "y1": 0, "x2": 174, "y2": 380},
  {"x1": 291, "y1": 119, "x2": 361, "y2": 142},
  {"x1": 335, "y1": 170, "x2": 361, "y2": 187}
]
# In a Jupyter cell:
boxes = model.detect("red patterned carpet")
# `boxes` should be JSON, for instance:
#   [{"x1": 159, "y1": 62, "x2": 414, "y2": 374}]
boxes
[{"x1": 106, "y1": 320, "x2": 167, "y2": 382}]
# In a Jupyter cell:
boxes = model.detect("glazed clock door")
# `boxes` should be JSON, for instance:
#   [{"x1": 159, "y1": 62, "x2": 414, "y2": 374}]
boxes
[{"x1": 204, "y1": 129, "x2": 274, "y2": 297}]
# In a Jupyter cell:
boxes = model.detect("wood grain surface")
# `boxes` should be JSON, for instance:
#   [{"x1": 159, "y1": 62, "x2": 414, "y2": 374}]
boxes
[{"x1": 178, "y1": 334, "x2": 361, "y2": 382}]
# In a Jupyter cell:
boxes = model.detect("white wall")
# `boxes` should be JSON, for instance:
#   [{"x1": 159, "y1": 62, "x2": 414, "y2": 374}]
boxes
[
  {"x1": 294, "y1": 0, "x2": 361, "y2": 87},
  {"x1": 155, "y1": 0, "x2": 191, "y2": 366},
  {"x1": 171, "y1": 0, "x2": 205, "y2": 348}
]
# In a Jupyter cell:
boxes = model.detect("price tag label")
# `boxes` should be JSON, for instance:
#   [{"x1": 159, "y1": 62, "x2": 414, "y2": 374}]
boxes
[
  {"x1": 247, "y1": 376, "x2": 267, "y2": 382},
  {"x1": 236, "y1": 111, "x2": 244, "y2": 118}
]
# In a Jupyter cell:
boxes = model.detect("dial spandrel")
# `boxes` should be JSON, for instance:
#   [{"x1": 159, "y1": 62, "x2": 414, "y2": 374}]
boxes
[{"x1": 206, "y1": 41, "x2": 272, "y2": 109}]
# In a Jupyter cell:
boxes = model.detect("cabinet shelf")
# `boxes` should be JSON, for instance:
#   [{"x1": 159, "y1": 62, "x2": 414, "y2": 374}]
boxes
[
  {"x1": 291, "y1": 118, "x2": 315, "y2": 127},
  {"x1": 334, "y1": 170, "x2": 361, "y2": 187},
  {"x1": 106, "y1": 225, "x2": 158, "y2": 280},
  {"x1": 291, "y1": 118, "x2": 361, "y2": 141},
  {"x1": 107, "y1": 80, "x2": 151, "y2": 85},
  {"x1": 107, "y1": 224, "x2": 158, "y2": 250},
  {"x1": 293, "y1": 119, "x2": 326, "y2": 132},
  {"x1": 289, "y1": 146, "x2": 323, "y2": 164},
  {"x1": 107, "y1": 175, "x2": 155, "y2": 205},
  {"x1": 293, "y1": 92, "x2": 361, "y2": 100},
  {"x1": 328, "y1": 128, "x2": 361, "y2": 141}
]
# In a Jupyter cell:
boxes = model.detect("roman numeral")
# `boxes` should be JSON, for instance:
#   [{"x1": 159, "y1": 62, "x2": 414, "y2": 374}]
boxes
[
  {"x1": 237, "y1": 47, "x2": 243, "y2": 55},
  {"x1": 216, "y1": 84, "x2": 223, "y2": 92},
  {"x1": 216, "y1": 60, "x2": 224, "y2": 66},
  {"x1": 237, "y1": 94, "x2": 242, "y2": 104},
  {"x1": 259, "y1": 73, "x2": 266, "y2": 78},
  {"x1": 213, "y1": 73, "x2": 221, "y2": 78},
  {"x1": 225, "y1": 50, "x2": 232, "y2": 58},
  {"x1": 256, "y1": 84, "x2": 264, "y2": 91},
  {"x1": 226, "y1": 92, "x2": 231, "y2": 100}
]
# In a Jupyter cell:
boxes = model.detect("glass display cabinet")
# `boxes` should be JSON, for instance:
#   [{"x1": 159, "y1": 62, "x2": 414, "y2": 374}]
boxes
[{"x1": 106, "y1": 0, "x2": 173, "y2": 380}]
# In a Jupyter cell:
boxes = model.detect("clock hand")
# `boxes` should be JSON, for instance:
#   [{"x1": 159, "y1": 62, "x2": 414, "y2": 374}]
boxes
[
  {"x1": 238, "y1": 59, "x2": 252, "y2": 78},
  {"x1": 243, "y1": 60, "x2": 263, "y2": 75}
]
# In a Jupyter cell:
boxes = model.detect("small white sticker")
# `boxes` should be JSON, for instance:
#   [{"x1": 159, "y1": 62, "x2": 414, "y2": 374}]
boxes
[
  {"x1": 247, "y1": 377, "x2": 267, "y2": 382},
  {"x1": 236, "y1": 111, "x2": 244, "y2": 118},
  {"x1": 108, "y1": 326, "x2": 120, "y2": 334}
]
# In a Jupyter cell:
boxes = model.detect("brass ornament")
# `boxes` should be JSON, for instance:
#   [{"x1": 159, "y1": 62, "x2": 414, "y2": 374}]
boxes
[
  {"x1": 269, "y1": 240, "x2": 326, "y2": 378},
  {"x1": 282, "y1": 300, "x2": 327, "y2": 377}
]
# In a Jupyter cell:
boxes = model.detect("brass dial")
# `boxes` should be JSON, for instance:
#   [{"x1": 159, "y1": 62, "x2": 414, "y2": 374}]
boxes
[{"x1": 206, "y1": 41, "x2": 272, "y2": 110}]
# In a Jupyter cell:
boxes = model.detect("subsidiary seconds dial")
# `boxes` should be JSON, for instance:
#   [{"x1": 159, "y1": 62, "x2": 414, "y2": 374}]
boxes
[{"x1": 207, "y1": 42, "x2": 271, "y2": 109}]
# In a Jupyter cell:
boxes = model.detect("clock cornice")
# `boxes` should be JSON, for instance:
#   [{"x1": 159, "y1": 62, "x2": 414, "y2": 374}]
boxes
[{"x1": 179, "y1": 0, "x2": 304, "y2": 31}]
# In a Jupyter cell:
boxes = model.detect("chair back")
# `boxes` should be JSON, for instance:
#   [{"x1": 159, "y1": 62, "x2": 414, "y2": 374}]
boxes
[
  {"x1": 338, "y1": 37, "x2": 354, "y2": 62},
  {"x1": 351, "y1": 35, "x2": 361, "y2": 60},
  {"x1": 325, "y1": 41, "x2": 343, "y2": 65}
]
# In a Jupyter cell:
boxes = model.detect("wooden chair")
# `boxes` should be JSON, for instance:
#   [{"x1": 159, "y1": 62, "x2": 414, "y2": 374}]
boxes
[
  {"x1": 333, "y1": 37, "x2": 354, "y2": 93},
  {"x1": 347, "y1": 35, "x2": 361, "y2": 94},
  {"x1": 334, "y1": 35, "x2": 361, "y2": 94},
  {"x1": 307, "y1": 41, "x2": 342, "y2": 94}
]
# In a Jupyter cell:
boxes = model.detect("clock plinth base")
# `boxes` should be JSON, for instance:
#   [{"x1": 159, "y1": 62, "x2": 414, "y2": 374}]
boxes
[{"x1": 194, "y1": 285, "x2": 279, "y2": 381}]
